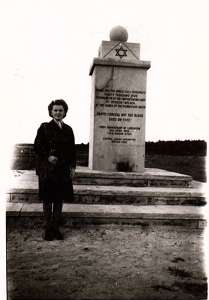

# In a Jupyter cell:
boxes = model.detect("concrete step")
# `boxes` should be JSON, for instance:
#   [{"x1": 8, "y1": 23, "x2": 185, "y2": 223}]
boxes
[
  {"x1": 8, "y1": 167, "x2": 193, "y2": 189},
  {"x1": 7, "y1": 170, "x2": 206, "y2": 205},
  {"x1": 6, "y1": 203, "x2": 207, "y2": 228},
  {"x1": 74, "y1": 167, "x2": 193, "y2": 187},
  {"x1": 7, "y1": 185, "x2": 206, "y2": 206}
]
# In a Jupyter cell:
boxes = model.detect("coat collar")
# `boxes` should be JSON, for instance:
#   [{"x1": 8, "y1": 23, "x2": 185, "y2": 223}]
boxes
[{"x1": 50, "y1": 119, "x2": 68, "y2": 129}]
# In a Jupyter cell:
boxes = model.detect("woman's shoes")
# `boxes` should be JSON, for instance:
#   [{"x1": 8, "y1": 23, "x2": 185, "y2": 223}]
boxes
[
  {"x1": 45, "y1": 229, "x2": 53, "y2": 241},
  {"x1": 52, "y1": 229, "x2": 63, "y2": 240},
  {"x1": 44, "y1": 229, "x2": 63, "y2": 241}
]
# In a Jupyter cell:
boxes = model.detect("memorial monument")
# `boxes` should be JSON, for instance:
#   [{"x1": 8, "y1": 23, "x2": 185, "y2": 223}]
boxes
[{"x1": 89, "y1": 26, "x2": 151, "y2": 172}]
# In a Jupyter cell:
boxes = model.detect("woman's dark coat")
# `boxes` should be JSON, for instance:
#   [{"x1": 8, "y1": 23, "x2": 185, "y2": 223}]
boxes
[{"x1": 34, "y1": 120, "x2": 76, "y2": 203}]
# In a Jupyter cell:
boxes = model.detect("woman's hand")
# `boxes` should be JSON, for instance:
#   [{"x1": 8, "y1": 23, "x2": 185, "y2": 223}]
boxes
[
  {"x1": 70, "y1": 168, "x2": 76, "y2": 180},
  {"x1": 48, "y1": 156, "x2": 58, "y2": 165}
]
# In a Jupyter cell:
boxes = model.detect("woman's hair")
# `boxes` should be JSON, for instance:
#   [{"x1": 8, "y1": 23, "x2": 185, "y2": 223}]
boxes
[{"x1": 48, "y1": 99, "x2": 68, "y2": 118}]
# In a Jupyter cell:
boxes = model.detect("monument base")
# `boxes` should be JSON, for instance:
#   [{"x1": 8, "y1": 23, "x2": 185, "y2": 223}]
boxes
[{"x1": 74, "y1": 167, "x2": 192, "y2": 188}]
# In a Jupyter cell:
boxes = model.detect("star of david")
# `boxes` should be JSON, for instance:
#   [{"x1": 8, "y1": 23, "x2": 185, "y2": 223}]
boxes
[{"x1": 115, "y1": 46, "x2": 127, "y2": 59}]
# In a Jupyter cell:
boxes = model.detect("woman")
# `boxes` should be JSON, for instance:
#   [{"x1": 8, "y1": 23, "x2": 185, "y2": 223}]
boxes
[{"x1": 34, "y1": 99, "x2": 76, "y2": 241}]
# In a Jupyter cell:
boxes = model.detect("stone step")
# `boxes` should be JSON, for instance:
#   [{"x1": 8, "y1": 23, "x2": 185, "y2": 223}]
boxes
[
  {"x1": 7, "y1": 184, "x2": 206, "y2": 206},
  {"x1": 6, "y1": 203, "x2": 207, "y2": 228},
  {"x1": 74, "y1": 167, "x2": 193, "y2": 187},
  {"x1": 8, "y1": 168, "x2": 193, "y2": 189},
  {"x1": 6, "y1": 170, "x2": 206, "y2": 206}
]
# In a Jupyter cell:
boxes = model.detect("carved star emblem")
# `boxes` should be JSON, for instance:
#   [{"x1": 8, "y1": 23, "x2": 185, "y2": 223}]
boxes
[{"x1": 115, "y1": 46, "x2": 127, "y2": 59}]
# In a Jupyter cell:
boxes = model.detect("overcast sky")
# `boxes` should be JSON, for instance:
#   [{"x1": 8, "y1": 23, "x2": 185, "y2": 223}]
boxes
[{"x1": 1, "y1": 0, "x2": 208, "y2": 146}]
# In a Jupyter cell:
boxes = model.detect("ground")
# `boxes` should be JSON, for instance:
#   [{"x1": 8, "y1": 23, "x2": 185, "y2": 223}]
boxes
[{"x1": 6, "y1": 219, "x2": 207, "y2": 300}]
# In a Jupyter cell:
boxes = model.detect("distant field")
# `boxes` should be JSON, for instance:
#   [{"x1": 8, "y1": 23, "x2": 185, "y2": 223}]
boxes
[
  {"x1": 76, "y1": 151, "x2": 207, "y2": 183},
  {"x1": 145, "y1": 155, "x2": 207, "y2": 183}
]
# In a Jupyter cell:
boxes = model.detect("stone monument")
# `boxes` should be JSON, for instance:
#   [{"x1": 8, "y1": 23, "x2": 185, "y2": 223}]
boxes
[{"x1": 89, "y1": 26, "x2": 151, "y2": 172}]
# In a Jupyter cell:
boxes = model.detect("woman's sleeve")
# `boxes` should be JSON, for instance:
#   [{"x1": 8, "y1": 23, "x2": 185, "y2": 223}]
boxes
[{"x1": 34, "y1": 124, "x2": 49, "y2": 159}]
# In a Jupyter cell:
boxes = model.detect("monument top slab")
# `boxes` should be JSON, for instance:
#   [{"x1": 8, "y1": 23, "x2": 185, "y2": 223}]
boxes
[{"x1": 89, "y1": 57, "x2": 151, "y2": 75}]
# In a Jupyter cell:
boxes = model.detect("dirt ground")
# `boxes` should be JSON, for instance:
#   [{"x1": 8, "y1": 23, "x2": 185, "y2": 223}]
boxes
[{"x1": 6, "y1": 219, "x2": 208, "y2": 300}]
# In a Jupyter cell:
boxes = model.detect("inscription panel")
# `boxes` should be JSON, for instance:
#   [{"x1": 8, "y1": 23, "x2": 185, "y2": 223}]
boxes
[{"x1": 95, "y1": 89, "x2": 146, "y2": 145}]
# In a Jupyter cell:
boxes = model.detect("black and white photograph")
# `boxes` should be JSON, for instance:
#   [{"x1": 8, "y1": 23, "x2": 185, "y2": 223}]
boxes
[{"x1": 1, "y1": 0, "x2": 208, "y2": 299}]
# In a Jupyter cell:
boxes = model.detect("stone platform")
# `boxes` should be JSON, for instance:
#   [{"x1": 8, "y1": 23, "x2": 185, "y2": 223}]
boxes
[
  {"x1": 6, "y1": 168, "x2": 207, "y2": 226},
  {"x1": 74, "y1": 167, "x2": 193, "y2": 187}
]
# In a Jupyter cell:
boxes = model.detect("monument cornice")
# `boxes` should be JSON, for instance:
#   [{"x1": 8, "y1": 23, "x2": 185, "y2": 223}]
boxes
[{"x1": 89, "y1": 58, "x2": 151, "y2": 76}]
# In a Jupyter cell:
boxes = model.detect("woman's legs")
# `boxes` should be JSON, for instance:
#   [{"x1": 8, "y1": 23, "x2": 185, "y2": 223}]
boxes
[
  {"x1": 43, "y1": 202, "x2": 53, "y2": 241},
  {"x1": 53, "y1": 200, "x2": 63, "y2": 240},
  {"x1": 41, "y1": 175, "x2": 66, "y2": 240}
]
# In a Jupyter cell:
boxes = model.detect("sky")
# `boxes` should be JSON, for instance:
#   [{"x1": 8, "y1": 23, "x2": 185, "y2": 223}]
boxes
[{"x1": 0, "y1": 0, "x2": 208, "y2": 149}]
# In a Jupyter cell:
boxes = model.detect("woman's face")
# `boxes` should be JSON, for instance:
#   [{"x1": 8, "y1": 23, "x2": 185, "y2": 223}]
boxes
[{"x1": 51, "y1": 105, "x2": 65, "y2": 121}]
